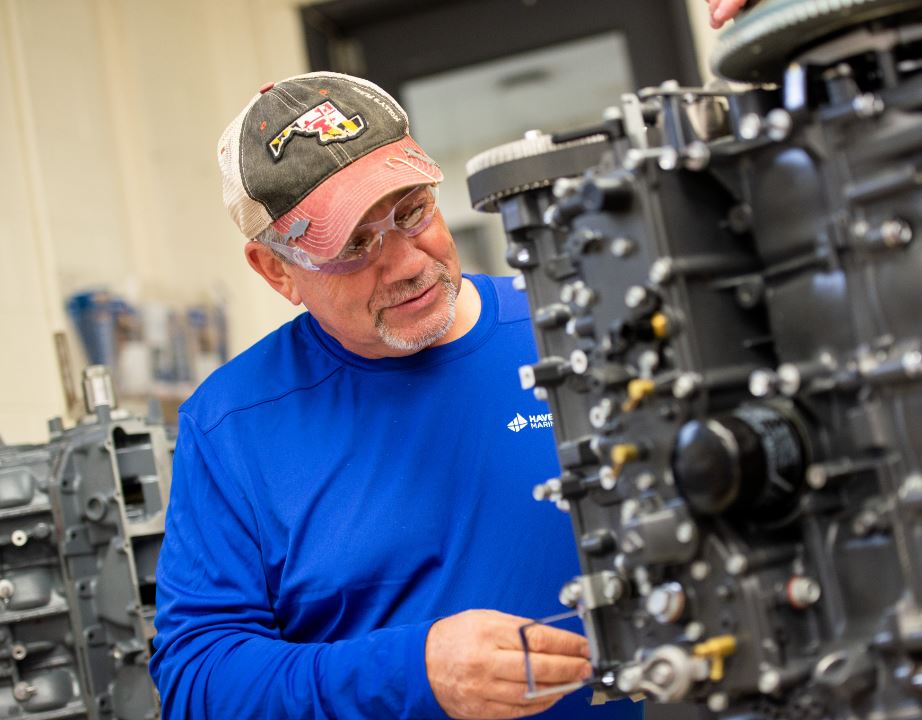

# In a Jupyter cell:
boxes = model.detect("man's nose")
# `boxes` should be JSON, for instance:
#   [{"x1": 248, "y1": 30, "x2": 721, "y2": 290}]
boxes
[{"x1": 377, "y1": 228, "x2": 428, "y2": 282}]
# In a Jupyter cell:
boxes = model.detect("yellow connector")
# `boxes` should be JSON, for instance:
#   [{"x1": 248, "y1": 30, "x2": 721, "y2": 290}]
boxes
[
  {"x1": 693, "y1": 635, "x2": 738, "y2": 682},
  {"x1": 610, "y1": 443, "x2": 640, "y2": 482},
  {"x1": 610, "y1": 443, "x2": 640, "y2": 467},
  {"x1": 622, "y1": 378, "x2": 656, "y2": 412},
  {"x1": 651, "y1": 312, "x2": 669, "y2": 339}
]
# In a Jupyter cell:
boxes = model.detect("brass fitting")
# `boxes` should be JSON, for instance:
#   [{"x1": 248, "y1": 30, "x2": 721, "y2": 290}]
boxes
[
  {"x1": 610, "y1": 443, "x2": 640, "y2": 467},
  {"x1": 651, "y1": 312, "x2": 669, "y2": 339},
  {"x1": 622, "y1": 378, "x2": 656, "y2": 412},
  {"x1": 610, "y1": 443, "x2": 640, "y2": 483},
  {"x1": 693, "y1": 635, "x2": 738, "y2": 682}
]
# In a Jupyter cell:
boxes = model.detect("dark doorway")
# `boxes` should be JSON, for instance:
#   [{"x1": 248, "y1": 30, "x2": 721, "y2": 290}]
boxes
[{"x1": 301, "y1": 0, "x2": 700, "y2": 101}]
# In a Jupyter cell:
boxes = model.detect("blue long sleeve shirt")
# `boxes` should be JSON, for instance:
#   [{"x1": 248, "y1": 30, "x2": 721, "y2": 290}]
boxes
[{"x1": 151, "y1": 274, "x2": 642, "y2": 719}]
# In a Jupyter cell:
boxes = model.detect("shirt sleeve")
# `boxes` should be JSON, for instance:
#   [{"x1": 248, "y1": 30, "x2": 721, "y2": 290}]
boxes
[{"x1": 149, "y1": 412, "x2": 449, "y2": 720}]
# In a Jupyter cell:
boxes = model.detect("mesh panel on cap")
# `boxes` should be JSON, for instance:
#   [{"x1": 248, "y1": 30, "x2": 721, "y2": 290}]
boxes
[{"x1": 218, "y1": 96, "x2": 273, "y2": 240}]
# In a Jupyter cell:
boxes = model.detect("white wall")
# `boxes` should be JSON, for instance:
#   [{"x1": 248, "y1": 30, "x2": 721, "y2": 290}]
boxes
[
  {"x1": 0, "y1": 1, "x2": 67, "y2": 443},
  {"x1": 0, "y1": 0, "x2": 307, "y2": 443}
]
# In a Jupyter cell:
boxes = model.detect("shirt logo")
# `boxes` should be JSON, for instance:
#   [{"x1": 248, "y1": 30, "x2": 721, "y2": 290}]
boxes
[
  {"x1": 267, "y1": 101, "x2": 366, "y2": 160},
  {"x1": 507, "y1": 412, "x2": 554, "y2": 432}
]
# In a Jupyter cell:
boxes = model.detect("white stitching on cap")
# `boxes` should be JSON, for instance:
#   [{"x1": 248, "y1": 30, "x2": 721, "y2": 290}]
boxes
[
  {"x1": 274, "y1": 86, "x2": 306, "y2": 111},
  {"x1": 325, "y1": 145, "x2": 345, "y2": 168},
  {"x1": 330, "y1": 142, "x2": 351, "y2": 164},
  {"x1": 338, "y1": 139, "x2": 356, "y2": 161},
  {"x1": 272, "y1": 90, "x2": 302, "y2": 114}
]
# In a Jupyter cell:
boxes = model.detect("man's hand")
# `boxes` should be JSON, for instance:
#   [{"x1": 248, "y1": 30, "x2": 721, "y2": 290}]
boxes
[
  {"x1": 425, "y1": 609, "x2": 592, "y2": 719},
  {"x1": 708, "y1": 0, "x2": 750, "y2": 28}
]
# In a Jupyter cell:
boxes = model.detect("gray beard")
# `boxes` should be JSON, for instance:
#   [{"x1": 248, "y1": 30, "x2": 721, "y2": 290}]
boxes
[{"x1": 373, "y1": 263, "x2": 458, "y2": 353}]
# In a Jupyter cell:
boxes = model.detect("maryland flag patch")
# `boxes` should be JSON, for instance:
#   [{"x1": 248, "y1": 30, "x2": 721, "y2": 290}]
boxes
[{"x1": 267, "y1": 101, "x2": 365, "y2": 160}]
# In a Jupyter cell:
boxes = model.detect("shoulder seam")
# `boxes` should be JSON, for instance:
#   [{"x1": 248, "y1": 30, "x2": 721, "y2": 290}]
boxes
[
  {"x1": 497, "y1": 315, "x2": 532, "y2": 326},
  {"x1": 196, "y1": 364, "x2": 343, "y2": 434}
]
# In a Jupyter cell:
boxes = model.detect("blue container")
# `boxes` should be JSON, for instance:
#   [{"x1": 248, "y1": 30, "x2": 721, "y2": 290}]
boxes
[{"x1": 66, "y1": 291, "x2": 117, "y2": 368}]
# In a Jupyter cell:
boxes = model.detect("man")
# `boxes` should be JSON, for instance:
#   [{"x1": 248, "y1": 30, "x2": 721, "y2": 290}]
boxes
[{"x1": 149, "y1": 72, "x2": 644, "y2": 719}]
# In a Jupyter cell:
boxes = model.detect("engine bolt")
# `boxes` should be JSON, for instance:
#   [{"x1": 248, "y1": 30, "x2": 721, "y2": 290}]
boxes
[
  {"x1": 786, "y1": 576, "x2": 822, "y2": 609},
  {"x1": 574, "y1": 286, "x2": 597, "y2": 309},
  {"x1": 570, "y1": 349, "x2": 589, "y2": 375},
  {"x1": 649, "y1": 258, "x2": 674, "y2": 285},
  {"x1": 635, "y1": 472, "x2": 655, "y2": 491},
  {"x1": 759, "y1": 667, "x2": 781, "y2": 694},
  {"x1": 685, "y1": 621, "x2": 705, "y2": 641},
  {"x1": 726, "y1": 554, "x2": 748, "y2": 576},
  {"x1": 649, "y1": 658, "x2": 677, "y2": 686},
  {"x1": 691, "y1": 561, "x2": 710, "y2": 581},
  {"x1": 558, "y1": 580, "x2": 582, "y2": 608},
  {"x1": 673, "y1": 373, "x2": 701, "y2": 400},
  {"x1": 12, "y1": 682, "x2": 35, "y2": 701},
  {"x1": 739, "y1": 112, "x2": 762, "y2": 140},
  {"x1": 707, "y1": 692, "x2": 729, "y2": 712},
  {"x1": 881, "y1": 218, "x2": 912, "y2": 247},
  {"x1": 599, "y1": 466, "x2": 617, "y2": 491},
  {"x1": 676, "y1": 521, "x2": 695, "y2": 544},
  {"x1": 624, "y1": 286, "x2": 647, "y2": 309},
  {"x1": 645, "y1": 582, "x2": 686, "y2": 623},
  {"x1": 806, "y1": 464, "x2": 828, "y2": 490},
  {"x1": 766, "y1": 108, "x2": 792, "y2": 141},
  {"x1": 611, "y1": 238, "x2": 635, "y2": 257}
]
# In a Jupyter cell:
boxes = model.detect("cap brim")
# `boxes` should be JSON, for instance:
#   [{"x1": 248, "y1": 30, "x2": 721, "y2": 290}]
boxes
[{"x1": 271, "y1": 135, "x2": 443, "y2": 260}]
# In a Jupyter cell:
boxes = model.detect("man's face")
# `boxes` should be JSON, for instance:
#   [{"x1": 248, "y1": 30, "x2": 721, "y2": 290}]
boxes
[{"x1": 283, "y1": 186, "x2": 463, "y2": 359}]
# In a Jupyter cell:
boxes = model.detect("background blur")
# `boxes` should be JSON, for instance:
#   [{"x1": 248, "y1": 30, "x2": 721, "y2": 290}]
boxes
[{"x1": 1, "y1": 0, "x2": 721, "y2": 443}]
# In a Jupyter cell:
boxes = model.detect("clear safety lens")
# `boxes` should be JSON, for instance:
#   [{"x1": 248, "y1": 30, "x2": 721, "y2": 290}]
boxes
[{"x1": 273, "y1": 184, "x2": 440, "y2": 276}]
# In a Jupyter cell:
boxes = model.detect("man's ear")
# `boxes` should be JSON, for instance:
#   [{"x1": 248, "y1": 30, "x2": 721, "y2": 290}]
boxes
[{"x1": 244, "y1": 242, "x2": 302, "y2": 306}]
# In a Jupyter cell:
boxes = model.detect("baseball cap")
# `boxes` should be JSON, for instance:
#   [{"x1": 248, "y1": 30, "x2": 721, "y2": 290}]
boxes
[{"x1": 217, "y1": 71, "x2": 444, "y2": 260}]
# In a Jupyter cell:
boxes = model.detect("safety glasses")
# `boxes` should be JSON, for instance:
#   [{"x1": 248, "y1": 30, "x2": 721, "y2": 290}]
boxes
[{"x1": 268, "y1": 184, "x2": 440, "y2": 275}]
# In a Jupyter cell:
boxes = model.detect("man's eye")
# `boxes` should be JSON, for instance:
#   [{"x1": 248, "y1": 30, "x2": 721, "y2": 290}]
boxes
[
  {"x1": 396, "y1": 203, "x2": 425, "y2": 228},
  {"x1": 338, "y1": 236, "x2": 370, "y2": 260}
]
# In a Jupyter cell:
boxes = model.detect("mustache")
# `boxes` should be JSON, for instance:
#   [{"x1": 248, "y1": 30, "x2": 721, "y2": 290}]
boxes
[{"x1": 371, "y1": 262, "x2": 453, "y2": 311}]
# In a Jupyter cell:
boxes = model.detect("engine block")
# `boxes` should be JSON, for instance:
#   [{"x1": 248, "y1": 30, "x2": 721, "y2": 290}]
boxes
[
  {"x1": 0, "y1": 368, "x2": 169, "y2": 719},
  {"x1": 467, "y1": 1, "x2": 922, "y2": 717}
]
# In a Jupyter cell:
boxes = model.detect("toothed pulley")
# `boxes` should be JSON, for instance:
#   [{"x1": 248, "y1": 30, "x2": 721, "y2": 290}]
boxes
[{"x1": 465, "y1": 131, "x2": 611, "y2": 213}]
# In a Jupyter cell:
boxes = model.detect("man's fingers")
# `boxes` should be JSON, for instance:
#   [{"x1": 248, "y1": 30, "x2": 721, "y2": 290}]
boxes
[
  {"x1": 480, "y1": 679, "x2": 568, "y2": 706},
  {"x1": 492, "y1": 649, "x2": 592, "y2": 684},
  {"x1": 710, "y1": 0, "x2": 748, "y2": 28},
  {"x1": 518, "y1": 623, "x2": 590, "y2": 657},
  {"x1": 489, "y1": 614, "x2": 589, "y2": 656}
]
